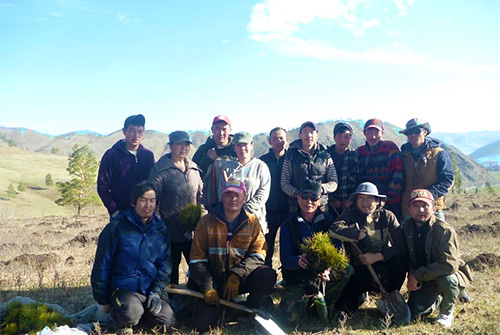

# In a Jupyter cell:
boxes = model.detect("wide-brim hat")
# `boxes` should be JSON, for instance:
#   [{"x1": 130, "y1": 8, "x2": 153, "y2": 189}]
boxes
[
  {"x1": 399, "y1": 118, "x2": 431, "y2": 135},
  {"x1": 349, "y1": 182, "x2": 387, "y2": 201}
]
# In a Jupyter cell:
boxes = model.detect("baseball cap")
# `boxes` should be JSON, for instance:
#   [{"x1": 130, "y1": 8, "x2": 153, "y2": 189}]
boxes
[
  {"x1": 169, "y1": 131, "x2": 192, "y2": 145},
  {"x1": 300, "y1": 179, "x2": 322, "y2": 197},
  {"x1": 409, "y1": 189, "x2": 434, "y2": 206},
  {"x1": 212, "y1": 115, "x2": 231, "y2": 127},
  {"x1": 333, "y1": 122, "x2": 353, "y2": 137},
  {"x1": 299, "y1": 121, "x2": 317, "y2": 133},
  {"x1": 364, "y1": 119, "x2": 384, "y2": 131},
  {"x1": 234, "y1": 131, "x2": 253, "y2": 144},
  {"x1": 222, "y1": 179, "x2": 247, "y2": 195},
  {"x1": 124, "y1": 114, "x2": 145, "y2": 129}
]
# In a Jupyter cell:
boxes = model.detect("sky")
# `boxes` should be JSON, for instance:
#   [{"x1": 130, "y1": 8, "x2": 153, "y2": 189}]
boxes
[{"x1": 1, "y1": 0, "x2": 499, "y2": 136}]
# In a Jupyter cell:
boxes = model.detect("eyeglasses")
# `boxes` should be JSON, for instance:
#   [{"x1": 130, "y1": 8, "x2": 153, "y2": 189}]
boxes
[
  {"x1": 406, "y1": 128, "x2": 423, "y2": 136},
  {"x1": 300, "y1": 193, "x2": 320, "y2": 201}
]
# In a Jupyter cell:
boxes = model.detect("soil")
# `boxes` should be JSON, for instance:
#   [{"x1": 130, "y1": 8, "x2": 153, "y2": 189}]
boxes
[
  {"x1": 467, "y1": 253, "x2": 500, "y2": 271},
  {"x1": 457, "y1": 222, "x2": 500, "y2": 236}
]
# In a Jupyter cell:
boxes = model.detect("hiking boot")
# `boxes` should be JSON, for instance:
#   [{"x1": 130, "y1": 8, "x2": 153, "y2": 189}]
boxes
[
  {"x1": 459, "y1": 290, "x2": 472, "y2": 303},
  {"x1": 436, "y1": 307, "x2": 454, "y2": 328},
  {"x1": 117, "y1": 327, "x2": 133, "y2": 335}
]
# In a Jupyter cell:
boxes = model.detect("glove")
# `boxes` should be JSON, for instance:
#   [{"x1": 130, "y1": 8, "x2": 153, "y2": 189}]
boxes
[
  {"x1": 147, "y1": 293, "x2": 162, "y2": 315},
  {"x1": 97, "y1": 303, "x2": 111, "y2": 314},
  {"x1": 204, "y1": 289, "x2": 219, "y2": 306},
  {"x1": 358, "y1": 235, "x2": 372, "y2": 254},
  {"x1": 223, "y1": 273, "x2": 241, "y2": 301}
]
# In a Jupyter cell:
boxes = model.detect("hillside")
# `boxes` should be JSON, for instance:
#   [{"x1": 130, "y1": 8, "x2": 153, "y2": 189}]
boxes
[
  {"x1": 433, "y1": 130, "x2": 500, "y2": 155},
  {"x1": 469, "y1": 139, "x2": 500, "y2": 164}
]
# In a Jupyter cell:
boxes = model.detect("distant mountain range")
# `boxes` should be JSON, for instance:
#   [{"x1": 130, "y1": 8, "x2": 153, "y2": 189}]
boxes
[{"x1": 1, "y1": 120, "x2": 497, "y2": 188}]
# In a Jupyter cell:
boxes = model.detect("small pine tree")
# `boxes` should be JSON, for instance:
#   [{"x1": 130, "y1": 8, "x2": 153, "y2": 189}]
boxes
[
  {"x1": 17, "y1": 182, "x2": 26, "y2": 192},
  {"x1": 7, "y1": 139, "x2": 16, "y2": 147},
  {"x1": 451, "y1": 155, "x2": 463, "y2": 194},
  {"x1": 51, "y1": 147, "x2": 59, "y2": 154},
  {"x1": 45, "y1": 173, "x2": 54, "y2": 187},
  {"x1": 485, "y1": 181, "x2": 496, "y2": 194},
  {"x1": 7, "y1": 183, "x2": 17, "y2": 196}
]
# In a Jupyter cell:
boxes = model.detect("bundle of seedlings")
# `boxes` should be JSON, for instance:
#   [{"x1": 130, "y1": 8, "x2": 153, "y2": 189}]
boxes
[{"x1": 178, "y1": 203, "x2": 203, "y2": 232}]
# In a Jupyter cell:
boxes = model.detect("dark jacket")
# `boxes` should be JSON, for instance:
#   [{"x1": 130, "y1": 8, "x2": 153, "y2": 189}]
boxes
[
  {"x1": 280, "y1": 209, "x2": 341, "y2": 284},
  {"x1": 260, "y1": 149, "x2": 289, "y2": 213},
  {"x1": 189, "y1": 203, "x2": 267, "y2": 293},
  {"x1": 403, "y1": 215, "x2": 470, "y2": 288},
  {"x1": 97, "y1": 139, "x2": 155, "y2": 215},
  {"x1": 192, "y1": 135, "x2": 236, "y2": 176},
  {"x1": 401, "y1": 137, "x2": 454, "y2": 214},
  {"x1": 330, "y1": 206, "x2": 406, "y2": 266},
  {"x1": 91, "y1": 209, "x2": 171, "y2": 305},
  {"x1": 149, "y1": 154, "x2": 203, "y2": 243}
]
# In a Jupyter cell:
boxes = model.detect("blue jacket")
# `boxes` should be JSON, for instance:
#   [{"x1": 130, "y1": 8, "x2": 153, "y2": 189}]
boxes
[{"x1": 91, "y1": 208, "x2": 172, "y2": 305}]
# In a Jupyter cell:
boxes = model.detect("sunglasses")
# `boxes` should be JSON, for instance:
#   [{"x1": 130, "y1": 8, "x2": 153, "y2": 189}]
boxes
[
  {"x1": 300, "y1": 193, "x2": 320, "y2": 201},
  {"x1": 406, "y1": 128, "x2": 423, "y2": 135}
]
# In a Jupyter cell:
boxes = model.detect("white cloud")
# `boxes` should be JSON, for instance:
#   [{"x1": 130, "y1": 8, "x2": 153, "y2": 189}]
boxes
[
  {"x1": 117, "y1": 13, "x2": 130, "y2": 24},
  {"x1": 50, "y1": 12, "x2": 63, "y2": 18},
  {"x1": 222, "y1": 38, "x2": 228, "y2": 46}
]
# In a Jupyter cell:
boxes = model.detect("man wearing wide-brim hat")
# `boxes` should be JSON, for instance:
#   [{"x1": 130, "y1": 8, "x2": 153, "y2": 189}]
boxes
[
  {"x1": 329, "y1": 182, "x2": 407, "y2": 314},
  {"x1": 399, "y1": 118, "x2": 454, "y2": 220}
]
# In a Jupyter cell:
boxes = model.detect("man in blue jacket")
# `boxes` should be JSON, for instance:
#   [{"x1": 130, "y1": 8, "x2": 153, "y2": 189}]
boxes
[
  {"x1": 97, "y1": 114, "x2": 155, "y2": 217},
  {"x1": 91, "y1": 181, "x2": 175, "y2": 333}
]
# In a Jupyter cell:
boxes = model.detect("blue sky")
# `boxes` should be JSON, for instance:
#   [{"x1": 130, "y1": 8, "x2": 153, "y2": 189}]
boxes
[{"x1": 1, "y1": 0, "x2": 499, "y2": 136}]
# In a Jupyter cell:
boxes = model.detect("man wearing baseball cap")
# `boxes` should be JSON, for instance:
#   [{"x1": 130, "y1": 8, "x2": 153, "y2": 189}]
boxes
[
  {"x1": 400, "y1": 118, "x2": 454, "y2": 221},
  {"x1": 193, "y1": 115, "x2": 237, "y2": 208},
  {"x1": 403, "y1": 189, "x2": 471, "y2": 328},
  {"x1": 98, "y1": 114, "x2": 155, "y2": 217},
  {"x1": 356, "y1": 118, "x2": 404, "y2": 218},
  {"x1": 189, "y1": 179, "x2": 276, "y2": 332}
]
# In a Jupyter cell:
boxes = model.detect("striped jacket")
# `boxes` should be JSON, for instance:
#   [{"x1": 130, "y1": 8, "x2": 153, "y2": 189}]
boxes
[{"x1": 189, "y1": 205, "x2": 267, "y2": 293}]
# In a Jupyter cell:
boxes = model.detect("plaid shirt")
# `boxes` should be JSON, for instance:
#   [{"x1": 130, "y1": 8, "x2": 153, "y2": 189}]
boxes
[{"x1": 327, "y1": 145, "x2": 365, "y2": 201}]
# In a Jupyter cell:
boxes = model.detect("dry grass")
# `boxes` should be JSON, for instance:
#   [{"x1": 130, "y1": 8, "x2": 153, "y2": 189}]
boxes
[{"x1": 1, "y1": 193, "x2": 499, "y2": 334}]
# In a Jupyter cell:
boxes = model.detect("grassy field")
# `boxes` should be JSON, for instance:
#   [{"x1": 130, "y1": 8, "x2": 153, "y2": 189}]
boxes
[{"x1": 0, "y1": 193, "x2": 499, "y2": 335}]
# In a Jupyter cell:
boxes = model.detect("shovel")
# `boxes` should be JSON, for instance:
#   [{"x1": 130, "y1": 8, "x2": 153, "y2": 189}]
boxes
[
  {"x1": 350, "y1": 242, "x2": 411, "y2": 325},
  {"x1": 165, "y1": 286, "x2": 287, "y2": 335}
]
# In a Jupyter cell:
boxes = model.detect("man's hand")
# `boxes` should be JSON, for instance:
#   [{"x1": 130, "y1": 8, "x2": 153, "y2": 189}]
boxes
[
  {"x1": 204, "y1": 289, "x2": 219, "y2": 306},
  {"x1": 407, "y1": 273, "x2": 421, "y2": 292},
  {"x1": 319, "y1": 268, "x2": 331, "y2": 282},
  {"x1": 207, "y1": 148, "x2": 218, "y2": 161},
  {"x1": 359, "y1": 252, "x2": 383, "y2": 265},
  {"x1": 358, "y1": 235, "x2": 372, "y2": 253},
  {"x1": 298, "y1": 253, "x2": 309, "y2": 269},
  {"x1": 223, "y1": 273, "x2": 241, "y2": 301},
  {"x1": 97, "y1": 304, "x2": 111, "y2": 314},
  {"x1": 147, "y1": 293, "x2": 162, "y2": 315}
]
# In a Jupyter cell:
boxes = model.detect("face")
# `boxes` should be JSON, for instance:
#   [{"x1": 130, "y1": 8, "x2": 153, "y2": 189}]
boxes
[
  {"x1": 409, "y1": 200, "x2": 435, "y2": 223},
  {"x1": 123, "y1": 125, "x2": 145, "y2": 150},
  {"x1": 299, "y1": 126, "x2": 318, "y2": 148},
  {"x1": 222, "y1": 191, "x2": 246, "y2": 214},
  {"x1": 212, "y1": 122, "x2": 231, "y2": 146},
  {"x1": 235, "y1": 142, "x2": 253, "y2": 161},
  {"x1": 406, "y1": 128, "x2": 427, "y2": 148},
  {"x1": 364, "y1": 127, "x2": 383, "y2": 147},
  {"x1": 298, "y1": 192, "x2": 321, "y2": 215},
  {"x1": 269, "y1": 129, "x2": 288, "y2": 153},
  {"x1": 356, "y1": 194, "x2": 378, "y2": 214},
  {"x1": 133, "y1": 189, "x2": 156, "y2": 221},
  {"x1": 170, "y1": 142, "x2": 191, "y2": 159},
  {"x1": 334, "y1": 130, "x2": 353, "y2": 150}
]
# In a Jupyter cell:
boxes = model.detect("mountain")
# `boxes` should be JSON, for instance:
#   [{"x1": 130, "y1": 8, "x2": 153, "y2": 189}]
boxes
[
  {"x1": 468, "y1": 139, "x2": 500, "y2": 171},
  {"x1": 433, "y1": 130, "x2": 500, "y2": 156},
  {"x1": 0, "y1": 122, "x2": 496, "y2": 188}
]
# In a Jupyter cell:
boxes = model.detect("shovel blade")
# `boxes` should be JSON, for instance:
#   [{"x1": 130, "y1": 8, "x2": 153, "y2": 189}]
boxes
[
  {"x1": 375, "y1": 290, "x2": 411, "y2": 326},
  {"x1": 253, "y1": 314, "x2": 287, "y2": 335}
]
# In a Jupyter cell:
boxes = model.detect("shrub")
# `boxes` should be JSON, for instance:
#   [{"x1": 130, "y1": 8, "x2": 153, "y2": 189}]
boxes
[
  {"x1": 1, "y1": 302, "x2": 71, "y2": 335},
  {"x1": 178, "y1": 203, "x2": 203, "y2": 231},
  {"x1": 301, "y1": 232, "x2": 350, "y2": 279},
  {"x1": 18, "y1": 182, "x2": 26, "y2": 192}
]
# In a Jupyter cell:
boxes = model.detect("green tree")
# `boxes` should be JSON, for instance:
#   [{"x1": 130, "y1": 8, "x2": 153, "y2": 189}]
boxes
[
  {"x1": 55, "y1": 145, "x2": 100, "y2": 215},
  {"x1": 45, "y1": 173, "x2": 54, "y2": 187},
  {"x1": 51, "y1": 147, "x2": 59, "y2": 154},
  {"x1": 7, "y1": 139, "x2": 16, "y2": 147},
  {"x1": 485, "y1": 181, "x2": 496, "y2": 194},
  {"x1": 18, "y1": 182, "x2": 26, "y2": 192},
  {"x1": 451, "y1": 155, "x2": 462, "y2": 194},
  {"x1": 7, "y1": 183, "x2": 17, "y2": 196}
]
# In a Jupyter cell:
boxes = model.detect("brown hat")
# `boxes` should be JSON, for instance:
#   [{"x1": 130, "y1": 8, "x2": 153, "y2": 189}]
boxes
[
  {"x1": 364, "y1": 118, "x2": 384, "y2": 131},
  {"x1": 409, "y1": 189, "x2": 434, "y2": 206},
  {"x1": 212, "y1": 115, "x2": 231, "y2": 127}
]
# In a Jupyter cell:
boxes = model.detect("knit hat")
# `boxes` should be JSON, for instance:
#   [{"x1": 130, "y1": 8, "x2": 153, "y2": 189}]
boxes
[{"x1": 399, "y1": 118, "x2": 431, "y2": 136}]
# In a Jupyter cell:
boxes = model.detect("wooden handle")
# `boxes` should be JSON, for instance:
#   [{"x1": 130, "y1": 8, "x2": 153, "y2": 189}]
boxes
[{"x1": 350, "y1": 242, "x2": 387, "y2": 294}]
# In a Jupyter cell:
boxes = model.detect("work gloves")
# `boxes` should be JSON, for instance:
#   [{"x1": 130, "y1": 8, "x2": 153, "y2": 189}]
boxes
[
  {"x1": 358, "y1": 235, "x2": 373, "y2": 254},
  {"x1": 204, "y1": 289, "x2": 219, "y2": 306},
  {"x1": 147, "y1": 292, "x2": 162, "y2": 315},
  {"x1": 223, "y1": 273, "x2": 241, "y2": 301}
]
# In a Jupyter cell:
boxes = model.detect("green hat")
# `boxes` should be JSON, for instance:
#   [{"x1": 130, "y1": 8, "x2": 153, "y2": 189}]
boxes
[{"x1": 234, "y1": 131, "x2": 253, "y2": 144}]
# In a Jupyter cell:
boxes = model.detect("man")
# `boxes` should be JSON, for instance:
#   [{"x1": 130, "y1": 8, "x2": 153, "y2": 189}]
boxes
[
  {"x1": 400, "y1": 118, "x2": 454, "y2": 220},
  {"x1": 91, "y1": 181, "x2": 175, "y2": 333},
  {"x1": 219, "y1": 132, "x2": 271, "y2": 233},
  {"x1": 192, "y1": 115, "x2": 236, "y2": 208},
  {"x1": 356, "y1": 118, "x2": 404, "y2": 218},
  {"x1": 279, "y1": 180, "x2": 352, "y2": 325},
  {"x1": 281, "y1": 121, "x2": 338, "y2": 213},
  {"x1": 403, "y1": 189, "x2": 471, "y2": 327},
  {"x1": 189, "y1": 179, "x2": 277, "y2": 332},
  {"x1": 327, "y1": 122, "x2": 365, "y2": 219},
  {"x1": 97, "y1": 114, "x2": 155, "y2": 217},
  {"x1": 260, "y1": 127, "x2": 290, "y2": 266}
]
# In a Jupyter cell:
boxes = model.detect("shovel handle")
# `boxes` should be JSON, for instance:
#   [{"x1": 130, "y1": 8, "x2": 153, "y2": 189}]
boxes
[{"x1": 350, "y1": 242, "x2": 387, "y2": 294}]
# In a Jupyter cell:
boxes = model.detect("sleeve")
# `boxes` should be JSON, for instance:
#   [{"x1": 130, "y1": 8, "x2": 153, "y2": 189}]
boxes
[
  {"x1": 192, "y1": 143, "x2": 213, "y2": 177},
  {"x1": 329, "y1": 211, "x2": 360, "y2": 243},
  {"x1": 148, "y1": 164, "x2": 164, "y2": 202},
  {"x1": 97, "y1": 152, "x2": 118, "y2": 215},
  {"x1": 354, "y1": 150, "x2": 367, "y2": 185},
  {"x1": 150, "y1": 229, "x2": 173, "y2": 294},
  {"x1": 386, "y1": 145, "x2": 405, "y2": 205},
  {"x1": 427, "y1": 149, "x2": 454, "y2": 199},
  {"x1": 380, "y1": 211, "x2": 406, "y2": 261},
  {"x1": 279, "y1": 223, "x2": 301, "y2": 270},
  {"x1": 413, "y1": 228, "x2": 461, "y2": 282},
  {"x1": 321, "y1": 157, "x2": 338, "y2": 194},
  {"x1": 244, "y1": 162, "x2": 271, "y2": 214},
  {"x1": 281, "y1": 158, "x2": 299, "y2": 198},
  {"x1": 91, "y1": 224, "x2": 119, "y2": 305},
  {"x1": 189, "y1": 216, "x2": 214, "y2": 293}
]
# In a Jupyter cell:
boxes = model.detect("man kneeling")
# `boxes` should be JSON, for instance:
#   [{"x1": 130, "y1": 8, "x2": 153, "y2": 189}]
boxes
[
  {"x1": 91, "y1": 181, "x2": 175, "y2": 334},
  {"x1": 404, "y1": 189, "x2": 471, "y2": 328},
  {"x1": 189, "y1": 179, "x2": 277, "y2": 332}
]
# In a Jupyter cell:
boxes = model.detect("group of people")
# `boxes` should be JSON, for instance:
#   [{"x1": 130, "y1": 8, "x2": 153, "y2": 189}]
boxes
[{"x1": 90, "y1": 113, "x2": 471, "y2": 334}]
